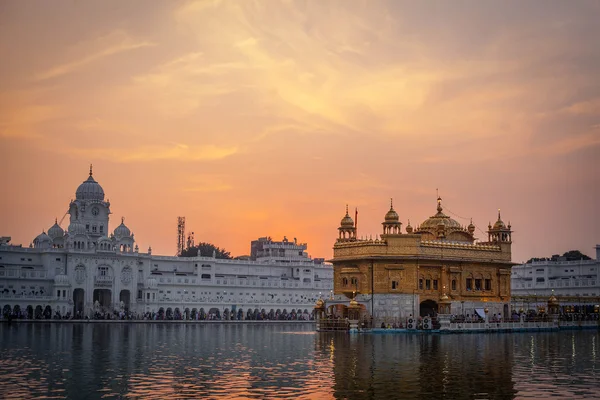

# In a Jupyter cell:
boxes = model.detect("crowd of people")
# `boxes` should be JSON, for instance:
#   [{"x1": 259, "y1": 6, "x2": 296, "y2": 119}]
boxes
[{"x1": 1, "y1": 307, "x2": 317, "y2": 322}]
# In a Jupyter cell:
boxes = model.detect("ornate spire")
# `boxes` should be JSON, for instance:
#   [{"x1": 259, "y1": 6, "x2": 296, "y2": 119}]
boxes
[
  {"x1": 497, "y1": 208, "x2": 501, "y2": 221},
  {"x1": 121, "y1": 216, "x2": 125, "y2": 224},
  {"x1": 89, "y1": 164, "x2": 93, "y2": 177},
  {"x1": 390, "y1": 198, "x2": 394, "y2": 209},
  {"x1": 437, "y1": 196, "x2": 443, "y2": 213},
  {"x1": 345, "y1": 204, "x2": 349, "y2": 215}
]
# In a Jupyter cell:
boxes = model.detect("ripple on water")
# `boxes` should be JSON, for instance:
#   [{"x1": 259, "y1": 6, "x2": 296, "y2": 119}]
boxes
[{"x1": 0, "y1": 324, "x2": 598, "y2": 399}]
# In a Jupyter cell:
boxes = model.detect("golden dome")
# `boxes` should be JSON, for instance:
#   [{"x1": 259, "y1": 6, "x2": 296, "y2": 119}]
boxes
[
  {"x1": 440, "y1": 293, "x2": 449, "y2": 301},
  {"x1": 492, "y1": 210, "x2": 506, "y2": 230},
  {"x1": 340, "y1": 205, "x2": 354, "y2": 228},
  {"x1": 315, "y1": 298, "x2": 325, "y2": 308},
  {"x1": 418, "y1": 197, "x2": 461, "y2": 230},
  {"x1": 548, "y1": 294, "x2": 559, "y2": 305},
  {"x1": 349, "y1": 298, "x2": 359, "y2": 308},
  {"x1": 384, "y1": 198, "x2": 399, "y2": 222},
  {"x1": 406, "y1": 219, "x2": 413, "y2": 233},
  {"x1": 467, "y1": 219, "x2": 475, "y2": 234}
]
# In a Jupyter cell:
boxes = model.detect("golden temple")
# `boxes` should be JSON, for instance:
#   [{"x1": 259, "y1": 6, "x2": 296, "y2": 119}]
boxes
[{"x1": 331, "y1": 197, "x2": 515, "y2": 320}]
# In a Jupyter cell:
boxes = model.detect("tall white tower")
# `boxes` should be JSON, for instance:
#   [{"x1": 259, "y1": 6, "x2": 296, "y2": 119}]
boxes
[{"x1": 68, "y1": 165, "x2": 111, "y2": 240}]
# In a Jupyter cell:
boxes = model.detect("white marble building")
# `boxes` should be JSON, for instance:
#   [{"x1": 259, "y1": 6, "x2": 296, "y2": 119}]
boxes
[
  {"x1": 0, "y1": 167, "x2": 333, "y2": 319},
  {"x1": 511, "y1": 246, "x2": 600, "y2": 310}
]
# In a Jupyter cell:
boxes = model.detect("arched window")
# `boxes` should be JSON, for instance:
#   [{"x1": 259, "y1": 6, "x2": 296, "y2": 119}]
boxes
[
  {"x1": 342, "y1": 277, "x2": 348, "y2": 286},
  {"x1": 451, "y1": 279, "x2": 457, "y2": 291}
]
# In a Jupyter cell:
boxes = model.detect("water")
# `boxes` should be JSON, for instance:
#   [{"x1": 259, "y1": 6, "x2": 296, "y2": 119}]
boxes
[{"x1": 0, "y1": 323, "x2": 598, "y2": 399}]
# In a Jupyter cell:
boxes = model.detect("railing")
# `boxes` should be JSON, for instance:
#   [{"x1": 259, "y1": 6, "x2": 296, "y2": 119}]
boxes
[
  {"x1": 317, "y1": 318, "x2": 349, "y2": 331},
  {"x1": 94, "y1": 275, "x2": 114, "y2": 285},
  {"x1": 0, "y1": 294, "x2": 54, "y2": 301}
]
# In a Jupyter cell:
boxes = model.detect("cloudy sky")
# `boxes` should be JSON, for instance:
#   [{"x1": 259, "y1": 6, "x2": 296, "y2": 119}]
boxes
[{"x1": 1, "y1": 0, "x2": 598, "y2": 262}]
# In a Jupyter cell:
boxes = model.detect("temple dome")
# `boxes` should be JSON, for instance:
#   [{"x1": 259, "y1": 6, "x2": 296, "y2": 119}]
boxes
[
  {"x1": 34, "y1": 231, "x2": 51, "y2": 244},
  {"x1": 68, "y1": 219, "x2": 86, "y2": 236},
  {"x1": 48, "y1": 219, "x2": 64, "y2": 239},
  {"x1": 419, "y1": 197, "x2": 461, "y2": 230},
  {"x1": 114, "y1": 218, "x2": 131, "y2": 238},
  {"x1": 467, "y1": 219, "x2": 476, "y2": 234},
  {"x1": 493, "y1": 217, "x2": 506, "y2": 230},
  {"x1": 340, "y1": 206, "x2": 354, "y2": 228},
  {"x1": 75, "y1": 165, "x2": 105, "y2": 201},
  {"x1": 384, "y1": 199, "x2": 399, "y2": 222}
]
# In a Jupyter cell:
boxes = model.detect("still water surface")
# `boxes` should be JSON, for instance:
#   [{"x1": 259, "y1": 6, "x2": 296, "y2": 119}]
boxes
[{"x1": 0, "y1": 323, "x2": 598, "y2": 399}]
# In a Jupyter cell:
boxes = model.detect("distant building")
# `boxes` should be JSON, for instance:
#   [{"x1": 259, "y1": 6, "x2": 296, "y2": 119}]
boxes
[
  {"x1": 250, "y1": 236, "x2": 309, "y2": 262},
  {"x1": 0, "y1": 167, "x2": 333, "y2": 319},
  {"x1": 511, "y1": 245, "x2": 600, "y2": 312},
  {"x1": 330, "y1": 199, "x2": 515, "y2": 320}
]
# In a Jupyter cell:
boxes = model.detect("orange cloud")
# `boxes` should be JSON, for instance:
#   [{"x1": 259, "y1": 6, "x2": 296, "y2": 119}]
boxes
[{"x1": 61, "y1": 143, "x2": 238, "y2": 162}]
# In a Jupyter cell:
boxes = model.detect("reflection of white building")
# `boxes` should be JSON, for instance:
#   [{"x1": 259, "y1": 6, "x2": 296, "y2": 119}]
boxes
[{"x1": 0, "y1": 167, "x2": 333, "y2": 319}]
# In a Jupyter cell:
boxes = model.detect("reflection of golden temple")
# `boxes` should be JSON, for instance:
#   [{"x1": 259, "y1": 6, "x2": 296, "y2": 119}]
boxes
[{"x1": 332, "y1": 196, "x2": 516, "y2": 322}]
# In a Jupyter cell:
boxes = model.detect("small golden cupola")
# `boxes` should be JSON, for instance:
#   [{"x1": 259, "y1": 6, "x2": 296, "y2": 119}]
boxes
[
  {"x1": 488, "y1": 209, "x2": 512, "y2": 242},
  {"x1": 382, "y1": 198, "x2": 402, "y2": 235},
  {"x1": 338, "y1": 205, "x2": 356, "y2": 242},
  {"x1": 467, "y1": 218, "x2": 476, "y2": 235},
  {"x1": 405, "y1": 219, "x2": 413, "y2": 234}
]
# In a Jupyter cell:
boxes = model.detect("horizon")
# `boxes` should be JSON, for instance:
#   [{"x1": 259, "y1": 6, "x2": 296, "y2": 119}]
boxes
[{"x1": 1, "y1": 1, "x2": 598, "y2": 263}]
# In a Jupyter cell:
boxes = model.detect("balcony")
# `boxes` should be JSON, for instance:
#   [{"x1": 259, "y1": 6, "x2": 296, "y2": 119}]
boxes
[{"x1": 94, "y1": 275, "x2": 114, "y2": 286}]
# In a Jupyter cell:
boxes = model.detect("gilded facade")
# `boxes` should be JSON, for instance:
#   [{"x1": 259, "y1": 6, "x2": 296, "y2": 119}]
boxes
[{"x1": 332, "y1": 198, "x2": 515, "y2": 319}]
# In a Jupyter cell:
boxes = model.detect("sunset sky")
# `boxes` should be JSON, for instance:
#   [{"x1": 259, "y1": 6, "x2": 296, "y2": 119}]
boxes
[{"x1": 1, "y1": 0, "x2": 599, "y2": 263}]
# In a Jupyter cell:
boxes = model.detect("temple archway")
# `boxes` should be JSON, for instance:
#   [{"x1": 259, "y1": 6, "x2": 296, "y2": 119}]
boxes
[
  {"x1": 73, "y1": 288, "x2": 85, "y2": 316},
  {"x1": 93, "y1": 289, "x2": 112, "y2": 310},
  {"x1": 420, "y1": 299, "x2": 438, "y2": 317},
  {"x1": 119, "y1": 290, "x2": 130, "y2": 311}
]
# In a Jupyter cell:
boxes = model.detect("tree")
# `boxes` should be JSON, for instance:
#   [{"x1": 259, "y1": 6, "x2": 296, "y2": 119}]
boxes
[
  {"x1": 526, "y1": 249, "x2": 591, "y2": 263},
  {"x1": 179, "y1": 242, "x2": 232, "y2": 259},
  {"x1": 562, "y1": 250, "x2": 591, "y2": 261}
]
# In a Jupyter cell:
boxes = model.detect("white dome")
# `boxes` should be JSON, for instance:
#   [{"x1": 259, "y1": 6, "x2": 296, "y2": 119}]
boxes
[
  {"x1": 48, "y1": 219, "x2": 64, "y2": 239},
  {"x1": 54, "y1": 274, "x2": 70, "y2": 285},
  {"x1": 114, "y1": 218, "x2": 131, "y2": 238},
  {"x1": 68, "y1": 219, "x2": 86, "y2": 236},
  {"x1": 34, "y1": 231, "x2": 52, "y2": 243},
  {"x1": 75, "y1": 167, "x2": 105, "y2": 201}
]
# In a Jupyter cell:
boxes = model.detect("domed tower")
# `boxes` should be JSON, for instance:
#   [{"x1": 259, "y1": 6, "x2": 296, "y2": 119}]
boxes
[
  {"x1": 467, "y1": 218, "x2": 476, "y2": 235},
  {"x1": 414, "y1": 197, "x2": 461, "y2": 239},
  {"x1": 382, "y1": 198, "x2": 402, "y2": 235},
  {"x1": 48, "y1": 218, "x2": 65, "y2": 248},
  {"x1": 487, "y1": 209, "x2": 512, "y2": 243},
  {"x1": 405, "y1": 219, "x2": 413, "y2": 234},
  {"x1": 68, "y1": 165, "x2": 111, "y2": 242},
  {"x1": 114, "y1": 217, "x2": 134, "y2": 252},
  {"x1": 337, "y1": 205, "x2": 356, "y2": 242},
  {"x1": 33, "y1": 231, "x2": 52, "y2": 249}
]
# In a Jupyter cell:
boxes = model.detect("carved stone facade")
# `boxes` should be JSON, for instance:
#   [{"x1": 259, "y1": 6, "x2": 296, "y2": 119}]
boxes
[{"x1": 332, "y1": 198, "x2": 515, "y2": 320}]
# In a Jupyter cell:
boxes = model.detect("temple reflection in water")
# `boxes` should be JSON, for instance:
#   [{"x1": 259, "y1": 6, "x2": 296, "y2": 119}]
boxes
[
  {"x1": 2, "y1": 324, "x2": 599, "y2": 399},
  {"x1": 316, "y1": 332, "x2": 517, "y2": 399}
]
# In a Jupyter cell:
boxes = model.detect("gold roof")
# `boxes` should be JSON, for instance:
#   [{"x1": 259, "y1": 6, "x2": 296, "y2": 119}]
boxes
[
  {"x1": 340, "y1": 205, "x2": 354, "y2": 228},
  {"x1": 384, "y1": 198, "x2": 399, "y2": 222},
  {"x1": 492, "y1": 210, "x2": 506, "y2": 230},
  {"x1": 418, "y1": 197, "x2": 461, "y2": 230}
]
